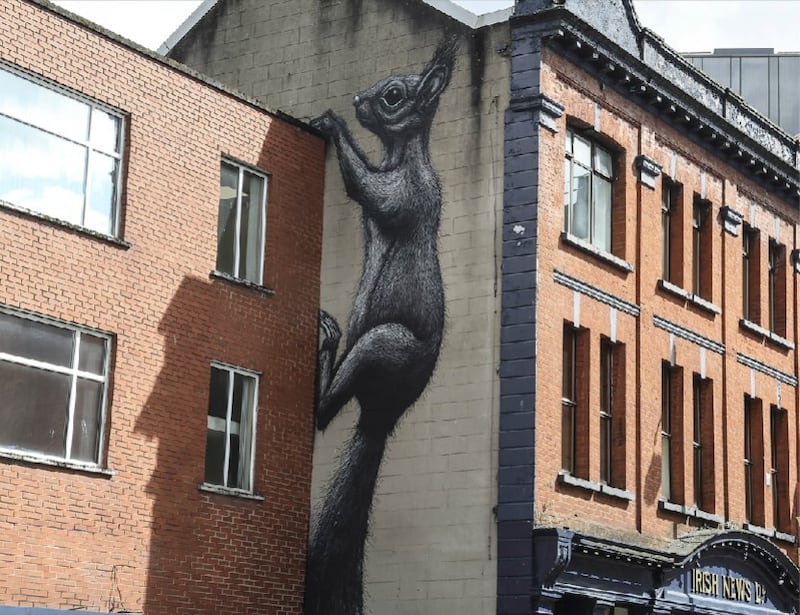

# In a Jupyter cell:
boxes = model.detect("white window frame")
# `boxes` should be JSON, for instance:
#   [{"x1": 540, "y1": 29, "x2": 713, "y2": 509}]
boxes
[
  {"x1": 0, "y1": 306, "x2": 112, "y2": 467},
  {"x1": 0, "y1": 62, "x2": 125, "y2": 237},
  {"x1": 204, "y1": 361, "x2": 260, "y2": 494},
  {"x1": 217, "y1": 159, "x2": 268, "y2": 285},
  {"x1": 564, "y1": 127, "x2": 615, "y2": 252}
]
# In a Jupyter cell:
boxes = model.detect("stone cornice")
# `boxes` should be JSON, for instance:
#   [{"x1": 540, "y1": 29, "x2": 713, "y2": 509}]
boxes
[
  {"x1": 512, "y1": 10, "x2": 800, "y2": 204},
  {"x1": 736, "y1": 353, "x2": 798, "y2": 387},
  {"x1": 653, "y1": 315, "x2": 725, "y2": 355}
]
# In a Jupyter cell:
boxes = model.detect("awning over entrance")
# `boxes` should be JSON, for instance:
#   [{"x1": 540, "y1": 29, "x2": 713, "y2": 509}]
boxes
[{"x1": 532, "y1": 528, "x2": 799, "y2": 614}]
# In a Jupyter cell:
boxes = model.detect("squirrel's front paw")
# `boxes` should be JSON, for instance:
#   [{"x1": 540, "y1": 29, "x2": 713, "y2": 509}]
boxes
[{"x1": 310, "y1": 110, "x2": 337, "y2": 136}]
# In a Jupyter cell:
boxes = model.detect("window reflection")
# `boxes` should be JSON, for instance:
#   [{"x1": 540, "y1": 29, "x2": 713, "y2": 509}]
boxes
[{"x1": 0, "y1": 64, "x2": 123, "y2": 235}]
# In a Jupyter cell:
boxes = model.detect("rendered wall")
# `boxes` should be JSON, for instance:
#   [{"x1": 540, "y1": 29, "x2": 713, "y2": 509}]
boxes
[
  {"x1": 0, "y1": 1, "x2": 324, "y2": 613},
  {"x1": 171, "y1": 0, "x2": 510, "y2": 612}
]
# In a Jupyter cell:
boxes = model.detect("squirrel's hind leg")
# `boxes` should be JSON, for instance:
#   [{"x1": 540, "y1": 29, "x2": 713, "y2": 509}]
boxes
[
  {"x1": 316, "y1": 309, "x2": 341, "y2": 429},
  {"x1": 316, "y1": 322, "x2": 427, "y2": 432}
]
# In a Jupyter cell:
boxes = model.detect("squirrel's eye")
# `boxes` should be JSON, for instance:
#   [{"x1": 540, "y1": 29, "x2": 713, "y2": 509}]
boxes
[{"x1": 382, "y1": 86, "x2": 404, "y2": 107}]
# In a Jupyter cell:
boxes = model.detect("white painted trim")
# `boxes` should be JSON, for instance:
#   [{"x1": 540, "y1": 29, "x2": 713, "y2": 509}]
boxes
[
  {"x1": 0, "y1": 308, "x2": 112, "y2": 466},
  {"x1": 158, "y1": 0, "x2": 218, "y2": 55},
  {"x1": 476, "y1": 6, "x2": 514, "y2": 28},
  {"x1": 157, "y1": 0, "x2": 513, "y2": 55}
]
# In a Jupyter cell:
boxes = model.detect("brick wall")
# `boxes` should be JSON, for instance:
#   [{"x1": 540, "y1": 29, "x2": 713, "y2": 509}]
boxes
[
  {"x1": 0, "y1": 1, "x2": 325, "y2": 613},
  {"x1": 535, "y1": 46, "x2": 799, "y2": 559},
  {"x1": 170, "y1": 0, "x2": 511, "y2": 612}
]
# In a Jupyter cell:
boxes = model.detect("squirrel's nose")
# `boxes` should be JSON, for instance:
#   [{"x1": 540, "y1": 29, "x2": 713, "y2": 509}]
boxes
[{"x1": 353, "y1": 94, "x2": 361, "y2": 106}]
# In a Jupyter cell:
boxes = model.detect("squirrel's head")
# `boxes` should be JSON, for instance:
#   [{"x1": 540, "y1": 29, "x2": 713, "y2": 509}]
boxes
[{"x1": 353, "y1": 36, "x2": 457, "y2": 140}]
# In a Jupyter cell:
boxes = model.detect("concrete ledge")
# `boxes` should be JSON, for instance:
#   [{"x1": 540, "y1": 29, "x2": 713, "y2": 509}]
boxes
[
  {"x1": 557, "y1": 471, "x2": 635, "y2": 501},
  {"x1": 560, "y1": 232, "x2": 635, "y2": 273},
  {"x1": 210, "y1": 270, "x2": 276, "y2": 296},
  {"x1": 740, "y1": 318, "x2": 795, "y2": 350},
  {"x1": 743, "y1": 522, "x2": 797, "y2": 545},
  {"x1": 657, "y1": 279, "x2": 721, "y2": 315},
  {"x1": 658, "y1": 500, "x2": 724, "y2": 525},
  {"x1": 199, "y1": 482, "x2": 265, "y2": 502},
  {"x1": 0, "y1": 450, "x2": 114, "y2": 477}
]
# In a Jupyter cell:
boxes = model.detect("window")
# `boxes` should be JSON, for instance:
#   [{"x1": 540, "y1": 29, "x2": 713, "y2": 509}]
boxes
[
  {"x1": 692, "y1": 375, "x2": 714, "y2": 511},
  {"x1": 599, "y1": 338, "x2": 625, "y2": 487},
  {"x1": 564, "y1": 128, "x2": 614, "y2": 252},
  {"x1": 744, "y1": 396, "x2": 764, "y2": 526},
  {"x1": 562, "y1": 324, "x2": 578, "y2": 475},
  {"x1": 217, "y1": 160, "x2": 267, "y2": 284},
  {"x1": 769, "y1": 405, "x2": 788, "y2": 531},
  {"x1": 692, "y1": 197, "x2": 712, "y2": 299},
  {"x1": 562, "y1": 324, "x2": 588, "y2": 478},
  {"x1": 205, "y1": 363, "x2": 258, "y2": 492},
  {"x1": 0, "y1": 64, "x2": 123, "y2": 235},
  {"x1": 742, "y1": 226, "x2": 761, "y2": 323},
  {"x1": 0, "y1": 309, "x2": 110, "y2": 464},
  {"x1": 767, "y1": 240, "x2": 786, "y2": 336},
  {"x1": 661, "y1": 178, "x2": 683, "y2": 285},
  {"x1": 599, "y1": 339, "x2": 613, "y2": 484},
  {"x1": 661, "y1": 362, "x2": 683, "y2": 503}
]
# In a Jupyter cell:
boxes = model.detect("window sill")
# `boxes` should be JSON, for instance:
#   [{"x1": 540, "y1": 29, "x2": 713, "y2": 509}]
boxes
[
  {"x1": 658, "y1": 499, "x2": 724, "y2": 525},
  {"x1": 560, "y1": 232, "x2": 634, "y2": 273},
  {"x1": 0, "y1": 199, "x2": 130, "y2": 249},
  {"x1": 557, "y1": 470, "x2": 635, "y2": 501},
  {"x1": 210, "y1": 271, "x2": 275, "y2": 296},
  {"x1": 199, "y1": 482, "x2": 265, "y2": 501},
  {"x1": 739, "y1": 319, "x2": 795, "y2": 350},
  {"x1": 0, "y1": 449, "x2": 114, "y2": 477},
  {"x1": 657, "y1": 279, "x2": 721, "y2": 315},
  {"x1": 742, "y1": 522, "x2": 797, "y2": 545}
]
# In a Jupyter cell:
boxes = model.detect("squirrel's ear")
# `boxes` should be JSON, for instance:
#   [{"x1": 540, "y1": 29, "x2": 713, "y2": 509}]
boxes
[{"x1": 417, "y1": 65, "x2": 449, "y2": 110}]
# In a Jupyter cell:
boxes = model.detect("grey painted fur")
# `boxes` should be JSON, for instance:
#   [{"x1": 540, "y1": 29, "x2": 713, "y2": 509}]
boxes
[{"x1": 305, "y1": 37, "x2": 457, "y2": 615}]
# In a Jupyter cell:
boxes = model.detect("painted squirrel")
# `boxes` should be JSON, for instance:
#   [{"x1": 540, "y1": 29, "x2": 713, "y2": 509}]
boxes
[
  {"x1": 305, "y1": 38, "x2": 457, "y2": 615},
  {"x1": 311, "y1": 37, "x2": 456, "y2": 438}
]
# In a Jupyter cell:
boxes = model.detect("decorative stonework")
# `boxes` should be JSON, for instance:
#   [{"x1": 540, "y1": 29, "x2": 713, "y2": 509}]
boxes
[
  {"x1": 720, "y1": 205, "x2": 744, "y2": 236},
  {"x1": 653, "y1": 315, "x2": 725, "y2": 354},
  {"x1": 634, "y1": 154, "x2": 661, "y2": 189},
  {"x1": 510, "y1": 93, "x2": 565, "y2": 132}
]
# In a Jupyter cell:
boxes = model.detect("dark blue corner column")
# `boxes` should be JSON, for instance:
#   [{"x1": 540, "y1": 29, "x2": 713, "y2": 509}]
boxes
[
  {"x1": 497, "y1": 0, "x2": 563, "y2": 615},
  {"x1": 497, "y1": 7, "x2": 564, "y2": 614}
]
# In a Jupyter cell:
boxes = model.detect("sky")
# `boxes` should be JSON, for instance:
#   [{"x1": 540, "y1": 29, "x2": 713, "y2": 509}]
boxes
[{"x1": 50, "y1": 0, "x2": 800, "y2": 54}]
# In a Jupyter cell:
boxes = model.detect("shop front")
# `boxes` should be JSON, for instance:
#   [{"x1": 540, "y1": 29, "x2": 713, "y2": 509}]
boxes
[{"x1": 532, "y1": 528, "x2": 799, "y2": 615}]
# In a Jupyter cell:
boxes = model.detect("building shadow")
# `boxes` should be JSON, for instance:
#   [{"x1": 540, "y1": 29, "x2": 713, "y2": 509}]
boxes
[{"x1": 134, "y1": 270, "x2": 316, "y2": 614}]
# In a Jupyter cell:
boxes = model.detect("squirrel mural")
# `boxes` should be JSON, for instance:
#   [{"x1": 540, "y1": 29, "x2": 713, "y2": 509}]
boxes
[{"x1": 305, "y1": 37, "x2": 457, "y2": 615}]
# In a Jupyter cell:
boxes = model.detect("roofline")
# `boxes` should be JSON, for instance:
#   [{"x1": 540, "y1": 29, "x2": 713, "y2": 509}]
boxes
[
  {"x1": 24, "y1": 0, "x2": 321, "y2": 137},
  {"x1": 159, "y1": 0, "x2": 218, "y2": 55},
  {"x1": 158, "y1": 0, "x2": 513, "y2": 55}
]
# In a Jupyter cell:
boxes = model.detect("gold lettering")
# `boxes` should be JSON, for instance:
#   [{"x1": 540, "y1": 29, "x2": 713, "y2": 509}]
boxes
[
  {"x1": 743, "y1": 579, "x2": 752, "y2": 602},
  {"x1": 692, "y1": 569, "x2": 703, "y2": 593},
  {"x1": 754, "y1": 582, "x2": 767, "y2": 604},
  {"x1": 710, "y1": 572, "x2": 719, "y2": 597},
  {"x1": 735, "y1": 577, "x2": 748, "y2": 602},
  {"x1": 723, "y1": 576, "x2": 733, "y2": 600}
]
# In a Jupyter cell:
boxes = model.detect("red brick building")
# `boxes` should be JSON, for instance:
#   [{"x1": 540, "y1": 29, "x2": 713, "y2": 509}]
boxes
[
  {"x1": 164, "y1": 0, "x2": 800, "y2": 613},
  {"x1": 0, "y1": 1, "x2": 324, "y2": 613},
  {"x1": 500, "y1": 1, "x2": 800, "y2": 613}
]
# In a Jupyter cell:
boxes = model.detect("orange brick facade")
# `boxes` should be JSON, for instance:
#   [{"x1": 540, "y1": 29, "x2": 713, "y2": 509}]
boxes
[
  {"x1": 535, "y1": 46, "x2": 799, "y2": 549},
  {"x1": 0, "y1": 1, "x2": 324, "y2": 614}
]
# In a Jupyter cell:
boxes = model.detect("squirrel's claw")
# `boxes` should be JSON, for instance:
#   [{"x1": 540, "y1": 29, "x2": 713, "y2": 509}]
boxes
[{"x1": 319, "y1": 309, "x2": 341, "y2": 350}]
